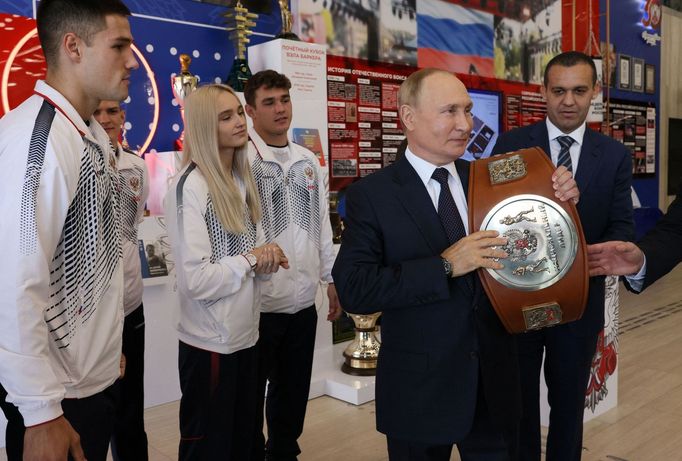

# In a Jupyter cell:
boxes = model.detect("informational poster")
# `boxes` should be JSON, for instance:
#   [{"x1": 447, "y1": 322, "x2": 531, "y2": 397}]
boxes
[
  {"x1": 326, "y1": 56, "x2": 414, "y2": 192},
  {"x1": 608, "y1": 99, "x2": 656, "y2": 176},
  {"x1": 505, "y1": 89, "x2": 546, "y2": 130}
]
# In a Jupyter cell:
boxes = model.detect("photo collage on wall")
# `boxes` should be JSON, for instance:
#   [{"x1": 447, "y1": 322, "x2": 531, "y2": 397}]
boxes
[
  {"x1": 297, "y1": 0, "x2": 561, "y2": 81},
  {"x1": 608, "y1": 99, "x2": 656, "y2": 176}
]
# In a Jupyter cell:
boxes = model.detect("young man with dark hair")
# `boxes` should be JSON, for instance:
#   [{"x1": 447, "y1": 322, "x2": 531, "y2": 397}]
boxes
[
  {"x1": 0, "y1": 1, "x2": 139, "y2": 460},
  {"x1": 492, "y1": 51, "x2": 634, "y2": 461},
  {"x1": 93, "y1": 100, "x2": 150, "y2": 461},
  {"x1": 245, "y1": 69, "x2": 342, "y2": 461}
]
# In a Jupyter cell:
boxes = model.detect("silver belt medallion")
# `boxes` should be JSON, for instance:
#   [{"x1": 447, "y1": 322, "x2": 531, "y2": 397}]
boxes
[{"x1": 481, "y1": 194, "x2": 578, "y2": 291}]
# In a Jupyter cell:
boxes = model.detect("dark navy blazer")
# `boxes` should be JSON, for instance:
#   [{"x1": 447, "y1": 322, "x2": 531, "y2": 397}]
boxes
[
  {"x1": 636, "y1": 181, "x2": 682, "y2": 290},
  {"x1": 332, "y1": 156, "x2": 521, "y2": 445}
]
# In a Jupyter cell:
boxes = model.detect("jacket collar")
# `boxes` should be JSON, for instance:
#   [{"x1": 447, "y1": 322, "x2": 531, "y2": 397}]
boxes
[
  {"x1": 248, "y1": 127, "x2": 306, "y2": 164},
  {"x1": 33, "y1": 80, "x2": 108, "y2": 147},
  {"x1": 529, "y1": 120, "x2": 601, "y2": 192}
]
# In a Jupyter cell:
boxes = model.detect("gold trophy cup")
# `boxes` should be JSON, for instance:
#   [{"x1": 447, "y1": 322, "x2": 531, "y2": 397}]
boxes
[
  {"x1": 171, "y1": 54, "x2": 198, "y2": 150},
  {"x1": 341, "y1": 312, "x2": 381, "y2": 376},
  {"x1": 276, "y1": 0, "x2": 299, "y2": 40}
]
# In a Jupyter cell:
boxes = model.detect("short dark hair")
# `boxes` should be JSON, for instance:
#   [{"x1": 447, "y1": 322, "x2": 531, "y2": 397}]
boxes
[
  {"x1": 37, "y1": 0, "x2": 131, "y2": 68},
  {"x1": 244, "y1": 70, "x2": 292, "y2": 107},
  {"x1": 543, "y1": 51, "x2": 597, "y2": 87}
]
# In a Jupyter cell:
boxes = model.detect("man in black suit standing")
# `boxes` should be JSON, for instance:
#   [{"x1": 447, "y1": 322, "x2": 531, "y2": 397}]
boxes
[
  {"x1": 332, "y1": 68, "x2": 579, "y2": 461},
  {"x1": 491, "y1": 51, "x2": 634, "y2": 461},
  {"x1": 587, "y1": 184, "x2": 682, "y2": 290}
]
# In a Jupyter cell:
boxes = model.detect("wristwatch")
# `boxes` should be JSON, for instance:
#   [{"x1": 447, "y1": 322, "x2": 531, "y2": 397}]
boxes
[
  {"x1": 441, "y1": 258, "x2": 453, "y2": 277},
  {"x1": 243, "y1": 253, "x2": 258, "y2": 270}
]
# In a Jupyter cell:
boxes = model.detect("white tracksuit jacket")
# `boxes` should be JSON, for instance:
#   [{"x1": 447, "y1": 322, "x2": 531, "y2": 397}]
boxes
[
  {"x1": 0, "y1": 81, "x2": 124, "y2": 426},
  {"x1": 164, "y1": 163, "x2": 265, "y2": 354},
  {"x1": 247, "y1": 128, "x2": 335, "y2": 314}
]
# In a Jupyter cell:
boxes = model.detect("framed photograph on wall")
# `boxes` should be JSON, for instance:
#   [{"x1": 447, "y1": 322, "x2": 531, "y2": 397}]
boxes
[
  {"x1": 645, "y1": 64, "x2": 656, "y2": 94},
  {"x1": 618, "y1": 55, "x2": 631, "y2": 90},
  {"x1": 632, "y1": 58, "x2": 644, "y2": 92},
  {"x1": 600, "y1": 41, "x2": 616, "y2": 88}
]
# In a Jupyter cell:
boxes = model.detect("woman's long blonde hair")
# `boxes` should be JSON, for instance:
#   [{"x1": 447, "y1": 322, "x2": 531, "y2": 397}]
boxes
[{"x1": 182, "y1": 84, "x2": 261, "y2": 233}]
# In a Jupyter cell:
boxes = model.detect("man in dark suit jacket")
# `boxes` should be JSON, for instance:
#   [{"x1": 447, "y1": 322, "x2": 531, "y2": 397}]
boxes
[
  {"x1": 587, "y1": 182, "x2": 682, "y2": 290},
  {"x1": 332, "y1": 68, "x2": 579, "y2": 461},
  {"x1": 491, "y1": 51, "x2": 634, "y2": 461}
]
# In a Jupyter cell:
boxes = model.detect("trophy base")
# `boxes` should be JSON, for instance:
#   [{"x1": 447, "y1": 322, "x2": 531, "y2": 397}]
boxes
[
  {"x1": 341, "y1": 360, "x2": 377, "y2": 376},
  {"x1": 226, "y1": 58, "x2": 253, "y2": 92},
  {"x1": 276, "y1": 32, "x2": 300, "y2": 41}
]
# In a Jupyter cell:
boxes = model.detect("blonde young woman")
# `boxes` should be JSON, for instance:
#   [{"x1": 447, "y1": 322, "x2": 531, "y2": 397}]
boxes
[{"x1": 164, "y1": 84, "x2": 288, "y2": 461}]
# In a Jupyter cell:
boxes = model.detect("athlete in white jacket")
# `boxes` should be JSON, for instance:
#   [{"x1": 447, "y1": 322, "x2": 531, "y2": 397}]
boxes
[
  {"x1": 0, "y1": 2, "x2": 139, "y2": 459},
  {"x1": 164, "y1": 84, "x2": 287, "y2": 460},
  {"x1": 245, "y1": 70, "x2": 341, "y2": 461},
  {"x1": 94, "y1": 99, "x2": 150, "y2": 461}
]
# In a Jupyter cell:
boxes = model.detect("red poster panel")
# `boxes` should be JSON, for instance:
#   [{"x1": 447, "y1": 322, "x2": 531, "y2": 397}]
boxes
[{"x1": 327, "y1": 56, "x2": 414, "y2": 193}]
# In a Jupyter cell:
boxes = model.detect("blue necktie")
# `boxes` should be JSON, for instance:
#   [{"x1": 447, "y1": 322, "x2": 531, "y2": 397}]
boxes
[
  {"x1": 431, "y1": 167, "x2": 467, "y2": 245},
  {"x1": 556, "y1": 135, "x2": 574, "y2": 172}
]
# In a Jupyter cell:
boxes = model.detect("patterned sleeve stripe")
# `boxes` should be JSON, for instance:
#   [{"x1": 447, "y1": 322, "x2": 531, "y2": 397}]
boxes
[
  {"x1": 176, "y1": 163, "x2": 197, "y2": 239},
  {"x1": 20, "y1": 100, "x2": 56, "y2": 256}
]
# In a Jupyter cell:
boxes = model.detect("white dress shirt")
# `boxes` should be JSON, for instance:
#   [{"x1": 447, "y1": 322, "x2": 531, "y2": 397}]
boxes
[
  {"x1": 405, "y1": 147, "x2": 469, "y2": 234},
  {"x1": 546, "y1": 118, "x2": 586, "y2": 172}
]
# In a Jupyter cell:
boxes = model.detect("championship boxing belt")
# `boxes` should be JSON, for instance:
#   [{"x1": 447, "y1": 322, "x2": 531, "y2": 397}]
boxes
[{"x1": 468, "y1": 147, "x2": 589, "y2": 334}]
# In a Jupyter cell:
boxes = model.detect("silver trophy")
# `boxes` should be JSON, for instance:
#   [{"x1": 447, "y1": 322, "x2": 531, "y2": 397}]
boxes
[
  {"x1": 341, "y1": 312, "x2": 381, "y2": 376},
  {"x1": 171, "y1": 54, "x2": 199, "y2": 150}
]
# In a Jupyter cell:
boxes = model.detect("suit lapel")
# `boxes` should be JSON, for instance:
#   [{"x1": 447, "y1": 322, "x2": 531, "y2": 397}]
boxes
[
  {"x1": 392, "y1": 157, "x2": 476, "y2": 296},
  {"x1": 574, "y1": 128, "x2": 601, "y2": 192},
  {"x1": 455, "y1": 158, "x2": 469, "y2": 198},
  {"x1": 531, "y1": 122, "x2": 552, "y2": 159},
  {"x1": 454, "y1": 159, "x2": 481, "y2": 297},
  {"x1": 392, "y1": 157, "x2": 450, "y2": 254}
]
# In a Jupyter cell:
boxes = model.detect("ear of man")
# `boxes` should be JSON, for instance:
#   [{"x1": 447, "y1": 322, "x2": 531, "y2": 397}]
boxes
[
  {"x1": 399, "y1": 104, "x2": 415, "y2": 132},
  {"x1": 63, "y1": 32, "x2": 82, "y2": 62}
]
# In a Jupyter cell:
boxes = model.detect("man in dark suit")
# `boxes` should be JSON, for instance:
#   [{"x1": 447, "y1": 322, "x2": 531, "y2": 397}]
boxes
[
  {"x1": 332, "y1": 68, "x2": 579, "y2": 461},
  {"x1": 587, "y1": 183, "x2": 682, "y2": 291},
  {"x1": 491, "y1": 51, "x2": 634, "y2": 461}
]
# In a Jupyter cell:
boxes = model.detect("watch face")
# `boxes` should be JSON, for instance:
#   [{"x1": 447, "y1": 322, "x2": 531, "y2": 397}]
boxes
[
  {"x1": 245, "y1": 253, "x2": 257, "y2": 268},
  {"x1": 442, "y1": 258, "x2": 452, "y2": 276}
]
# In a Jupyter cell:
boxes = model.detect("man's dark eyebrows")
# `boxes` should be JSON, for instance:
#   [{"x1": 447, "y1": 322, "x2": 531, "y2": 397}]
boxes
[{"x1": 111, "y1": 36, "x2": 133, "y2": 45}]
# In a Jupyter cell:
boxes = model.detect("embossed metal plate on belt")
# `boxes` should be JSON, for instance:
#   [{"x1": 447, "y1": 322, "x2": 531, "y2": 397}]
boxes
[{"x1": 480, "y1": 194, "x2": 578, "y2": 291}]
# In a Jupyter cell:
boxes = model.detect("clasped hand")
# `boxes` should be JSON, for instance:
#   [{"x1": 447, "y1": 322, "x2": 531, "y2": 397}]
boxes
[{"x1": 251, "y1": 243, "x2": 289, "y2": 274}]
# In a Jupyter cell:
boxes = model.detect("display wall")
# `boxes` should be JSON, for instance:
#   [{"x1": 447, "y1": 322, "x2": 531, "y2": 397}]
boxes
[
  {"x1": 0, "y1": 0, "x2": 283, "y2": 152},
  {"x1": 600, "y1": 0, "x2": 662, "y2": 207}
]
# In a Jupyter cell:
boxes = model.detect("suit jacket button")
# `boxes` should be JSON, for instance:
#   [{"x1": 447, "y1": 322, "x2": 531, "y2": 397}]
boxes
[{"x1": 470, "y1": 351, "x2": 478, "y2": 359}]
